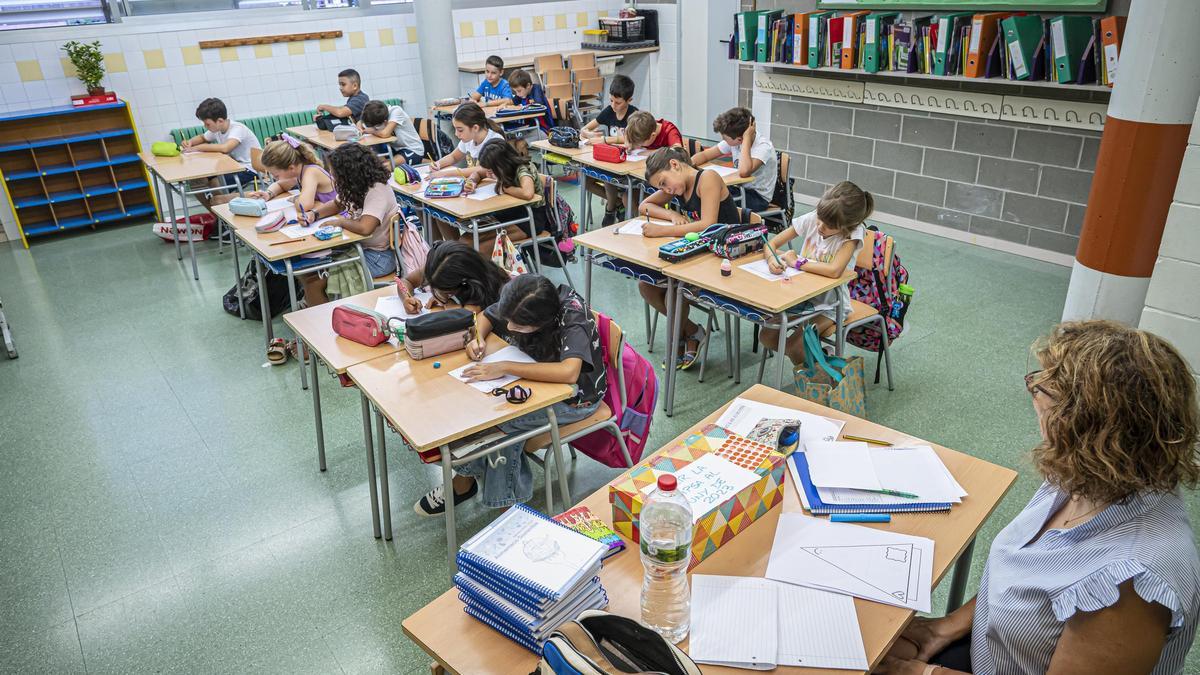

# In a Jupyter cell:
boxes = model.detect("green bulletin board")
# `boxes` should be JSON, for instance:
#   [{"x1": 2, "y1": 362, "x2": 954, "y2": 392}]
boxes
[{"x1": 816, "y1": 0, "x2": 1108, "y2": 10}]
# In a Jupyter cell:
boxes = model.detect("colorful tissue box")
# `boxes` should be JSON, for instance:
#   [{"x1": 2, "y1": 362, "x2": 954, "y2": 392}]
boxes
[{"x1": 607, "y1": 424, "x2": 787, "y2": 569}]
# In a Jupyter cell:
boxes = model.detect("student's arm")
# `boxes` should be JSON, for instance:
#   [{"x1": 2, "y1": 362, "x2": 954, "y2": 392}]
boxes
[
  {"x1": 189, "y1": 137, "x2": 243, "y2": 155},
  {"x1": 691, "y1": 146, "x2": 723, "y2": 166},
  {"x1": 328, "y1": 211, "x2": 380, "y2": 237},
  {"x1": 294, "y1": 166, "x2": 321, "y2": 213},
  {"x1": 738, "y1": 119, "x2": 763, "y2": 178},
  {"x1": 580, "y1": 119, "x2": 602, "y2": 138},
  {"x1": 397, "y1": 269, "x2": 426, "y2": 313},
  {"x1": 464, "y1": 355, "x2": 583, "y2": 385},
  {"x1": 1047, "y1": 579, "x2": 1171, "y2": 675},
  {"x1": 481, "y1": 97, "x2": 508, "y2": 107},
  {"x1": 465, "y1": 312, "x2": 492, "y2": 360},
  {"x1": 431, "y1": 148, "x2": 466, "y2": 173},
  {"x1": 296, "y1": 198, "x2": 340, "y2": 225},
  {"x1": 500, "y1": 174, "x2": 537, "y2": 201},
  {"x1": 636, "y1": 190, "x2": 689, "y2": 235},
  {"x1": 316, "y1": 103, "x2": 353, "y2": 119},
  {"x1": 469, "y1": 91, "x2": 483, "y2": 102},
  {"x1": 363, "y1": 121, "x2": 398, "y2": 138},
  {"x1": 181, "y1": 133, "x2": 207, "y2": 149},
  {"x1": 644, "y1": 170, "x2": 725, "y2": 238},
  {"x1": 249, "y1": 177, "x2": 298, "y2": 201},
  {"x1": 771, "y1": 237, "x2": 854, "y2": 277}
]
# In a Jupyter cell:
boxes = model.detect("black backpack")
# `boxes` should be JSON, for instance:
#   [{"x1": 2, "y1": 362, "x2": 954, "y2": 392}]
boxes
[
  {"x1": 549, "y1": 126, "x2": 580, "y2": 149},
  {"x1": 222, "y1": 261, "x2": 301, "y2": 321}
]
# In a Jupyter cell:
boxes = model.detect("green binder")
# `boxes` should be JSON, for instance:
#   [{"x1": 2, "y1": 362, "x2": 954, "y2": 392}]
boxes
[
  {"x1": 1050, "y1": 15, "x2": 1093, "y2": 84},
  {"x1": 1002, "y1": 15, "x2": 1044, "y2": 81},
  {"x1": 932, "y1": 12, "x2": 973, "y2": 76},
  {"x1": 807, "y1": 11, "x2": 835, "y2": 68},
  {"x1": 756, "y1": 10, "x2": 785, "y2": 62},
  {"x1": 737, "y1": 11, "x2": 761, "y2": 61},
  {"x1": 862, "y1": 12, "x2": 900, "y2": 73}
]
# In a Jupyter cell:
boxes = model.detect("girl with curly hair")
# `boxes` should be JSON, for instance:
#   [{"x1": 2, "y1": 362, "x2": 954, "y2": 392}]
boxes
[
  {"x1": 879, "y1": 320, "x2": 1200, "y2": 675},
  {"x1": 300, "y1": 143, "x2": 397, "y2": 306}
]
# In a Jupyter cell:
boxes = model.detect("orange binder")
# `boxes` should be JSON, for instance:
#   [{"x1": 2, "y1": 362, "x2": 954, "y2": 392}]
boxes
[
  {"x1": 839, "y1": 10, "x2": 871, "y2": 70},
  {"x1": 792, "y1": 12, "x2": 817, "y2": 65},
  {"x1": 965, "y1": 12, "x2": 1011, "y2": 78},
  {"x1": 1100, "y1": 16, "x2": 1127, "y2": 87}
]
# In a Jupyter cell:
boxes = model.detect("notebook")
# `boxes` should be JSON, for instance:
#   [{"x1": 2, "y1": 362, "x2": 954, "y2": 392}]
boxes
[
  {"x1": 789, "y1": 451, "x2": 955, "y2": 514},
  {"x1": 689, "y1": 574, "x2": 868, "y2": 670},
  {"x1": 551, "y1": 506, "x2": 626, "y2": 560},
  {"x1": 457, "y1": 503, "x2": 607, "y2": 602},
  {"x1": 458, "y1": 577, "x2": 607, "y2": 640}
]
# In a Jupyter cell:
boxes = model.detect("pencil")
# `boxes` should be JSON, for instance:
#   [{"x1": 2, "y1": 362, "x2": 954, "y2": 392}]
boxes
[
  {"x1": 843, "y1": 434, "x2": 891, "y2": 445},
  {"x1": 471, "y1": 311, "x2": 483, "y2": 361},
  {"x1": 761, "y1": 234, "x2": 784, "y2": 268},
  {"x1": 270, "y1": 237, "x2": 308, "y2": 246},
  {"x1": 865, "y1": 488, "x2": 920, "y2": 500}
]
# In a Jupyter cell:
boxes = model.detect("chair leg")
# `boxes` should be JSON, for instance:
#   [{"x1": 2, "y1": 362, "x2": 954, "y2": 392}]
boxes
[
  {"x1": 553, "y1": 239, "x2": 576, "y2": 290},
  {"x1": 756, "y1": 348, "x2": 770, "y2": 385},
  {"x1": 752, "y1": 323, "x2": 760, "y2": 354},
  {"x1": 543, "y1": 450, "x2": 555, "y2": 513},
  {"x1": 878, "y1": 315, "x2": 894, "y2": 391},
  {"x1": 647, "y1": 304, "x2": 657, "y2": 352},
  {"x1": 698, "y1": 311, "x2": 716, "y2": 383},
  {"x1": 724, "y1": 314, "x2": 734, "y2": 379},
  {"x1": 605, "y1": 420, "x2": 634, "y2": 468}
]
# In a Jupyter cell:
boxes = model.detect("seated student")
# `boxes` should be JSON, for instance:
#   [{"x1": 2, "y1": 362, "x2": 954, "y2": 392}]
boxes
[
  {"x1": 691, "y1": 107, "x2": 777, "y2": 213},
  {"x1": 314, "y1": 68, "x2": 369, "y2": 124},
  {"x1": 757, "y1": 181, "x2": 870, "y2": 366},
  {"x1": 245, "y1": 135, "x2": 336, "y2": 215},
  {"x1": 358, "y1": 99, "x2": 426, "y2": 166},
  {"x1": 396, "y1": 240, "x2": 510, "y2": 315},
  {"x1": 180, "y1": 98, "x2": 262, "y2": 210},
  {"x1": 638, "y1": 147, "x2": 759, "y2": 371},
  {"x1": 878, "y1": 320, "x2": 1200, "y2": 675},
  {"x1": 580, "y1": 74, "x2": 638, "y2": 226},
  {"x1": 462, "y1": 139, "x2": 552, "y2": 253},
  {"x1": 429, "y1": 102, "x2": 503, "y2": 181},
  {"x1": 414, "y1": 274, "x2": 606, "y2": 516},
  {"x1": 506, "y1": 69, "x2": 554, "y2": 133},
  {"x1": 623, "y1": 110, "x2": 683, "y2": 154},
  {"x1": 469, "y1": 55, "x2": 513, "y2": 107},
  {"x1": 299, "y1": 143, "x2": 397, "y2": 306}
]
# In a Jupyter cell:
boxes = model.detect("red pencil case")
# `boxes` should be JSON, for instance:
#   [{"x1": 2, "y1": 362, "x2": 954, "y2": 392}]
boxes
[
  {"x1": 592, "y1": 143, "x2": 627, "y2": 163},
  {"x1": 331, "y1": 304, "x2": 391, "y2": 347}
]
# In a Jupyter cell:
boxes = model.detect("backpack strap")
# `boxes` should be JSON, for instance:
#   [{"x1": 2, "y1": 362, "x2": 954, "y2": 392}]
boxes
[{"x1": 802, "y1": 325, "x2": 844, "y2": 383}]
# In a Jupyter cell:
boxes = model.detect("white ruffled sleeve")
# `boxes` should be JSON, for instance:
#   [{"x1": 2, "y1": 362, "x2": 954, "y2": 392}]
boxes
[{"x1": 1050, "y1": 560, "x2": 1186, "y2": 630}]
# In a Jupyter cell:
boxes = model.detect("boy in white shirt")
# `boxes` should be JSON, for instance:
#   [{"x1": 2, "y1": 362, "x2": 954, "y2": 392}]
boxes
[
  {"x1": 358, "y1": 99, "x2": 426, "y2": 166},
  {"x1": 181, "y1": 97, "x2": 262, "y2": 210},
  {"x1": 691, "y1": 106, "x2": 778, "y2": 212}
]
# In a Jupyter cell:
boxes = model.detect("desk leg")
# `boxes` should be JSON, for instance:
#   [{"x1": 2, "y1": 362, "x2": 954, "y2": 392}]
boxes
[
  {"x1": 733, "y1": 318, "x2": 741, "y2": 384},
  {"x1": 624, "y1": 179, "x2": 633, "y2": 221},
  {"x1": 374, "y1": 410, "x2": 393, "y2": 541},
  {"x1": 311, "y1": 347, "x2": 326, "y2": 472},
  {"x1": 947, "y1": 537, "x2": 976, "y2": 611},
  {"x1": 665, "y1": 279, "x2": 681, "y2": 417},
  {"x1": 149, "y1": 171, "x2": 163, "y2": 222},
  {"x1": 471, "y1": 218, "x2": 480, "y2": 253},
  {"x1": 835, "y1": 294, "x2": 846, "y2": 357},
  {"x1": 165, "y1": 182, "x2": 182, "y2": 261},
  {"x1": 546, "y1": 406, "x2": 570, "y2": 512},
  {"x1": 285, "y1": 260, "x2": 309, "y2": 391},
  {"x1": 441, "y1": 444, "x2": 457, "y2": 574},
  {"x1": 360, "y1": 394, "x2": 382, "y2": 539},
  {"x1": 181, "y1": 186, "x2": 199, "y2": 280},
  {"x1": 579, "y1": 173, "x2": 588, "y2": 233},
  {"x1": 232, "y1": 230, "x2": 245, "y2": 319},
  {"x1": 254, "y1": 256, "x2": 273, "y2": 345},
  {"x1": 776, "y1": 316, "x2": 789, "y2": 391}
]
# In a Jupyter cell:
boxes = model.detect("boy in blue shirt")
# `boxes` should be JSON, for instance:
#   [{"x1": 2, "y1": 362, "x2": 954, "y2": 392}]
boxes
[
  {"x1": 470, "y1": 55, "x2": 512, "y2": 106},
  {"x1": 506, "y1": 69, "x2": 554, "y2": 132}
]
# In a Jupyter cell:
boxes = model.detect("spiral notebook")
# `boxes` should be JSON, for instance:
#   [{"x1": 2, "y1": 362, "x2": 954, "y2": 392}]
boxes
[{"x1": 789, "y1": 452, "x2": 954, "y2": 514}]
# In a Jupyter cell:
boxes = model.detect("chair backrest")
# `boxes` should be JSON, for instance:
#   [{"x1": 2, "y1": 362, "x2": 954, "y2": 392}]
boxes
[
  {"x1": 568, "y1": 52, "x2": 596, "y2": 71},
  {"x1": 684, "y1": 138, "x2": 706, "y2": 158},
  {"x1": 250, "y1": 147, "x2": 267, "y2": 175},
  {"x1": 577, "y1": 77, "x2": 604, "y2": 99},
  {"x1": 854, "y1": 229, "x2": 894, "y2": 276},
  {"x1": 540, "y1": 174, "x2": 558, "y2": 237},
  {"x1": 547, "y1": 97, "x2": 574, "y2": 124},
  {"x1": 592, "y1": 309, "x2": 626, "y2": 413},
  {"x1": 375, "y1": 211, "x2": 403, "y2": 282},
  {"x1": 546, "y1": 83, "x2": 574, "y2": 103},
  {"x1": 534, "y1": 54, "x2": 565, "y2": 76},
  {"x1": 572, "y1": 67, "x2": 600, "y2": 82},
  {"x1": 544, "y1": 69, "x2": 571, "y2": 86}
]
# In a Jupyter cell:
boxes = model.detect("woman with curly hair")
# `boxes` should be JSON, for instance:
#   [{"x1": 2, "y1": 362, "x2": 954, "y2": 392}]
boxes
[
  {"x1": 878, "y1": 320, "x2": 1200, "y2": 675},
  {"x1": 301, "y1": 143, "x2": 397, "y2": 306}
]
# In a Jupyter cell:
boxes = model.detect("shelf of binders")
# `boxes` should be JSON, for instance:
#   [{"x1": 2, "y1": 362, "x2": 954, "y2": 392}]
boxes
[
  {"x1": 751, "y1": 60, "x2": 1112, "y2": 93},
  {"x1": 0, "y1": 100, "x2": 156, "y2": 247}
]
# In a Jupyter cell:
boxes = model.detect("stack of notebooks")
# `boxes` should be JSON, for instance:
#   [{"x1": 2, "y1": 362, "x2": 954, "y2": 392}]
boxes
[
  {"x1": 454, "y1": 504, "x2": 610, "y2": 654},
  {"x1": 789, "y1": 441, "x2": 967, "y2": 515}
]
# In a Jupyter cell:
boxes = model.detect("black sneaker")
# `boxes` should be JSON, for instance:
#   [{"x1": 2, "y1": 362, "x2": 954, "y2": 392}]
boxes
[
  {"x1": 414, "y1": 480, "x2": 479, "y2": 517},
  {"x1": 601, "y1": 209, "x2": 619, "y2": 227}
]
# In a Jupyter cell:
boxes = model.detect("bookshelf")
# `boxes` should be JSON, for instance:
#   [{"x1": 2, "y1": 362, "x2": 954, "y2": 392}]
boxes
[
  {"x1": 752, "y1": 60, "x2": 1112, "y2": 93},
  {"x1": 0, "y1": 101, "x2": 156, "y2": 248}
]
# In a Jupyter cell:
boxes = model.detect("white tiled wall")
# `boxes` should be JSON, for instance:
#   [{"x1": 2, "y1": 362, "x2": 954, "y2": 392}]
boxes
[{"x1": 451, "y1": 0, "x2": 623, "y2": 63}]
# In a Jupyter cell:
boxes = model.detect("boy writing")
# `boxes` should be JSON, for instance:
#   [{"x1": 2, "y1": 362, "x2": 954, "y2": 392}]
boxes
[
  {"x1": 506, "y1": 69, "x2": 554, "y2": 132},
  {"x1": 580, "y1": 75, "x2": 639, "y2": 226},
  {"x1": 470, "y1": 55, "x2": 512, "y2": 107},
  {"x1": 691, "y1": 107, "x2": 778, "y2": 212},
  {"x1": 181, "y1": 97, "x2": 261, "y2": 209},
  {"x1": 314, "y1": 69, "x2": 369, "y2": 124}
]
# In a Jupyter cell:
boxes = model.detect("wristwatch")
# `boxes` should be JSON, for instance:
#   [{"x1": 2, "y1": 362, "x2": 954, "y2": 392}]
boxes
[{"x1": 793, "y1": 257, "x2": 809, "y2": 270}]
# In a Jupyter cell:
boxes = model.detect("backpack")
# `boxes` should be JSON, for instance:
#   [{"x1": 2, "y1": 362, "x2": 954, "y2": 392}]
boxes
[
  {"x1": 222, "y1": 260, "x2": 301, "y2": 321},
  {"x1": 396, "y1": 211, "x2": 429, "y2": 277},
  {"x1": 846, "y1": 227, "x2": 910, "y2": 377},
  {"x1": 549, "y1": 126, "x2": 580, "y2": 149},
  {"x1": 533, "y1": 610, "x2": 702, "y2": 675},
  {"x1": 570, "y1": 313, "x2": 657, "y2": 468}
]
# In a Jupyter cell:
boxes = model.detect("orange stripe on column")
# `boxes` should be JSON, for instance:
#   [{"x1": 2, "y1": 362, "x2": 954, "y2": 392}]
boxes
[{"x1": 1077, "y1": 116, "x2": 1191, "y2": 278}]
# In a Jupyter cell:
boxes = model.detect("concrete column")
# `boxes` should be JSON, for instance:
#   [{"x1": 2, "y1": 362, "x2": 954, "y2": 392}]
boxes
[
  {"x1": 1062, "y1": 0, "x2": 1200, "y2": 324},
  {"x1": 413, "y1": 0, "x2": 460, "y2": 105}
]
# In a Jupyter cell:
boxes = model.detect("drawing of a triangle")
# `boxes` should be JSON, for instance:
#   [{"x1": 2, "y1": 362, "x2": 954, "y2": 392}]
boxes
[{"x1": 800, "y1": 544, "x2": 915, "y2": 601}]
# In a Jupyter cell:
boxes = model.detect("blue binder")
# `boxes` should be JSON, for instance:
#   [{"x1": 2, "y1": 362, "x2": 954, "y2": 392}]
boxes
[{"x1": 790, "y1": 452, "x2": 953, "y2": 514}]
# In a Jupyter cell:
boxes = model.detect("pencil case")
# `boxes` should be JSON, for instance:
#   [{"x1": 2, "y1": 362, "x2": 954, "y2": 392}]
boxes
[
  {"x1": 592, "y1": 143, "x2": 626, "y2": 163},
  {"x1": 332, "y1": 304, "x2": 395, "y2": 347},
  {"x1": 404, "y1": 309, "x2": 473, "y2": 360},
  {"x1": 332, "y1": 126, "x2": 359, "y2": 141},
  {"x1": 708, "y1": 222, "x2": 768, "y2": 259},
  {"x1": 151, "y1": 141, "x2": 180, "y2": 157},
  {"x1": 254, "y1": 212, "x2": 286, "y2": 233},
  {"x1": 229, "y1": 197, "x2": 268, "y2": 217},
  {"x1": 393, "y1": 164, "x2": 421, "y2": 185}
]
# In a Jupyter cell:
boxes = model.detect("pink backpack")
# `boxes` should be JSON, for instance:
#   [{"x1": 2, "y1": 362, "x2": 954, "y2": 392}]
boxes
[
  {"x1": 571, "y1": 312, "x2": 658, "y2": 468},
  {"x1": 396, "y1": 211, "x2": 429, "y2": 277}
]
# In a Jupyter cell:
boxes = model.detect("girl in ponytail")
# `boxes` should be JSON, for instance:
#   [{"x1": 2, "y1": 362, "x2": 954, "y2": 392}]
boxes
[
  {"x1": 248, "y1": 134, "x2": 337, "y2": 217},
  {"x1": 430, "y1": 102, "x2": 504, "y2": 183},
  {"x1": 758, "y1": 180, "x2": 874, "y2": 365}
]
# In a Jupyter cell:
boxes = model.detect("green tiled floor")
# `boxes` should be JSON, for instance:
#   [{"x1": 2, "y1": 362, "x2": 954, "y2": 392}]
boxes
[{"x1": 1, "y1": 192, "x2": 1197, "y2": 674}]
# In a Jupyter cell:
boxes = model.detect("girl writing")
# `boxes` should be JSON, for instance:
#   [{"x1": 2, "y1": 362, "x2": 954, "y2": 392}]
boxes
[
  {"x1": 247, "y1": 134, "x2": 337, "y2": 219},
  {"x1": 396, "y1": 240, "x2": 510, "y2": 314},
  {"x1": 429, "y1": 102, "x2": 503, "y2": 184}
]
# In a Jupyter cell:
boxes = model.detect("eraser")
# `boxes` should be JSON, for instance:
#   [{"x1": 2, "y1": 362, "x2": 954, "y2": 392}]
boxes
[{"x1": 433, "y1": 361, "x2": 441, "y2": 369}]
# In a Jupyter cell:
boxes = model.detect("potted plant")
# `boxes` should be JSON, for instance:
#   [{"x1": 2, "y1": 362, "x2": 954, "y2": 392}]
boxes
[{"x1": 62, "y1": 40, "x2": 105, "y2": 95}]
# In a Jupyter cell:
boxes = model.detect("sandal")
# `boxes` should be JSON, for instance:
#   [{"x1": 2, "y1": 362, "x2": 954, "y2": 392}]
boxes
[
  {"x1": 286, "y1": 339, "x2": 309, "y2": 363},
  {"x1": 266, "y1": 338, "x2": 289, "y2": 365},
  {"x1": 677, "y1": 326, "x2": 707, "y2": 371}
]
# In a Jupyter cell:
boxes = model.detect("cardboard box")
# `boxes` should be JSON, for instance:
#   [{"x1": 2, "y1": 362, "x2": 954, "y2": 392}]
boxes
[
  {"x1": 608, "y1": 424, "x2": 787, "y2": 568},
  {"x1": 71, "y1": 92, "x2": 118, "y2": 107}
]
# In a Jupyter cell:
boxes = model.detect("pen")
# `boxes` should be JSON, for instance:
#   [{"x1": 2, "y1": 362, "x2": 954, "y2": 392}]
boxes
[
  {"x1": 761, "y1": 234, "x2": 784, "y2": 269},
  {"x1": 471, "y1": 311, "x2": 483, "y2": 361},
  {"x1": 865, "y1": 488, "x2": 921, "y2": 499},
  {"x1": 831, "y1": 514, "x2": 891, "y2": 523},
  {"x1": 843, "y1": 434, "x2": 892, "y2": 446}
]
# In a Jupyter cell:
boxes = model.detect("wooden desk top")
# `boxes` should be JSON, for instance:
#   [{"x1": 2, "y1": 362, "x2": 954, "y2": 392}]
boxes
[
  {"x1": 667, "y1": 256, "x2": 856, "y2": 315},
  {"x1": 346, "y1": 339, "x2": 574, "y2": 452},
  {"x1": 627, "y1": 160, "x2": 754, "y2": 188},
  {"x1": 138, "y1": 151, "x2": 245, "y2": 182},
  {"x1": 389, "y1": 177, "x2": 537, "y2": 220},
  {"x1": 573, "y1": 219, "x2": 679, "y2": 272},
  {"x1": 530, "y1": 139, "x2": 591, "y2": 158},
  {"x1": 282, "y1": 286, "x2": 400, "y2": 374},
  {"x1": 402, "y1": 384, "x2": 1019, "y2": 675},
  {"x1": 458, "y1": 46, "x2": 660, "y2": 73},
  {"x1": 284, "y1": 124, "x2": 394, "y2": 151},
  {"x1": 428, "y1": 104, "x2": 545, "y2": 124},
  {"x1": 212, "y1": 203, "x2": 367, "y2": 262}
]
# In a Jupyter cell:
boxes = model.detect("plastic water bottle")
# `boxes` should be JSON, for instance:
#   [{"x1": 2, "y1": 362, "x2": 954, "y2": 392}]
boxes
[{"x1": 640, "y1": 474, "x2": 693, "y2": 643}]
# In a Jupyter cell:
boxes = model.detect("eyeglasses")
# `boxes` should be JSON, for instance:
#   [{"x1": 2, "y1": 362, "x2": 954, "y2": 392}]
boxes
[
  {"x1": 491, "y1": 384, "x2": 531, "y2": 404},
  {"x1": 1024, "y1": 369, "x2": 1046, "y2": 397}
]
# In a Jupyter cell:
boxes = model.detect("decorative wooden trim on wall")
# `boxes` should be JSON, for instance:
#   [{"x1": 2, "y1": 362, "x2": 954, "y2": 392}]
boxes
[
  {"x1": 1001, "y1": 96, "x2": 1107, "y2": 131},
  {"x1": 863, "y1": 82, "x2": 1003, "y2": 121},
  {"x1": 198, "y1": 31, "x2": 342, "y2": 49},
  {"x1": 752, "y1": 72, "x2": 865, "y2": 104}
]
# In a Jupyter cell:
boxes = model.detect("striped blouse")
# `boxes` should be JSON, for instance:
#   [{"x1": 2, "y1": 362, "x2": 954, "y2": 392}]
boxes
[{"x1": 971, "y1": 482, "x2": 1200, "y2": 674}]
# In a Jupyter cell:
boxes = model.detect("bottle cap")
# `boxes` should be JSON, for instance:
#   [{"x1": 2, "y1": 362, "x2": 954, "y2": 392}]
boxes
[
  {"x1": 657, "y1": 474, "x2": 678, "y2": 492},
  {"x1": 898, "y1": 283, "x2": 914, "y2": 294},
  {"x1": 684, "y1": 232, "x2": 700, "y2": 242}
]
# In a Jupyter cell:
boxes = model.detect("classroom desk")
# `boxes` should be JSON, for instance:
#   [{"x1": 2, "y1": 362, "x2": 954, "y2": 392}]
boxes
[
  {"x1": 402, "y1": 384, "x2": 1019, "y2": 675},
  {"x1": 457, "y1": 46, "x2": 660, "y2": 74},
  {"x1": 389, "y1": 177, "x2": 541, "y2": 258},
  {"x1": 428, "y1": 104, "x2": 545, "y2": 137},
  {"x1": 665, "y1": 255, "x2": 856, "y2": 414},
  {"x1": 284, "y1": 124, "x2": 396, "y2": 162},
  {"x1": 347, "y1": 342, "x2": 575, "y2": 568},
  {"x1": 531, "y1": 139, "x2": 643, "y2": 234},
  {"x1": 139, "y1": 150, "x2": 248, "y2": 280}
]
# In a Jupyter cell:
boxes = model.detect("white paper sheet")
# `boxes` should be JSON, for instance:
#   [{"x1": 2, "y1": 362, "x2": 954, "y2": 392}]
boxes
[
  {"x1": 815, "y1": 445, "x2": 967, "y2": 505},
  {"x1": 615, "y1": 218, "x2": 646, "y2": 235},
  {"x1": 672, "y1": 454, "x2": 760, "y2": 524},
  {"x1": 689, "y1": 575, "x2": 867, "y2": 671},
  {"x1": 804, "y1": 442, "x2": 881, "y2": 491},
  {"x1": 715, "y1": 398, "x2": 845, "y2": 449},
  {"x1": 279, "y1": 215, "x2": 337, "y2": 239},
  {"x1": 264, "y1": 196, "x2": 295, "y2": 213},
  {"x1": 739, "y1": 258, "x2": 804, "y2": 282},
  {"x1": 465, "y1": 182, "x2": 499, "y2": 200},
  {"x1": 766, "y1": 513, "x2": 934, "y2": 612},
  {"x1": 707, "y1": 164, "x2": 740, "y2": 177},
  {"x1": 449, "y1": 344, "x2": 536, "y2": 392},
  {"x1": 625, "y1": 148, "x2": 649, "y2": 161},
  {"x1": 373, "y1": 289, "x2": 434, "y2": 322}
]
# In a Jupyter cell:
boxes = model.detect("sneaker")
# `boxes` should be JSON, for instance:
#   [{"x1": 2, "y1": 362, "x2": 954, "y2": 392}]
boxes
[
  {"x1": 678, "y1": 326, "x2": 708, "y2": 371},
  {"x1": 414, "y1": 480, "x2": 479, "y2": 516},
  {"x1": 601, "y1": 209, "x2": 619, "y2": 227}
]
